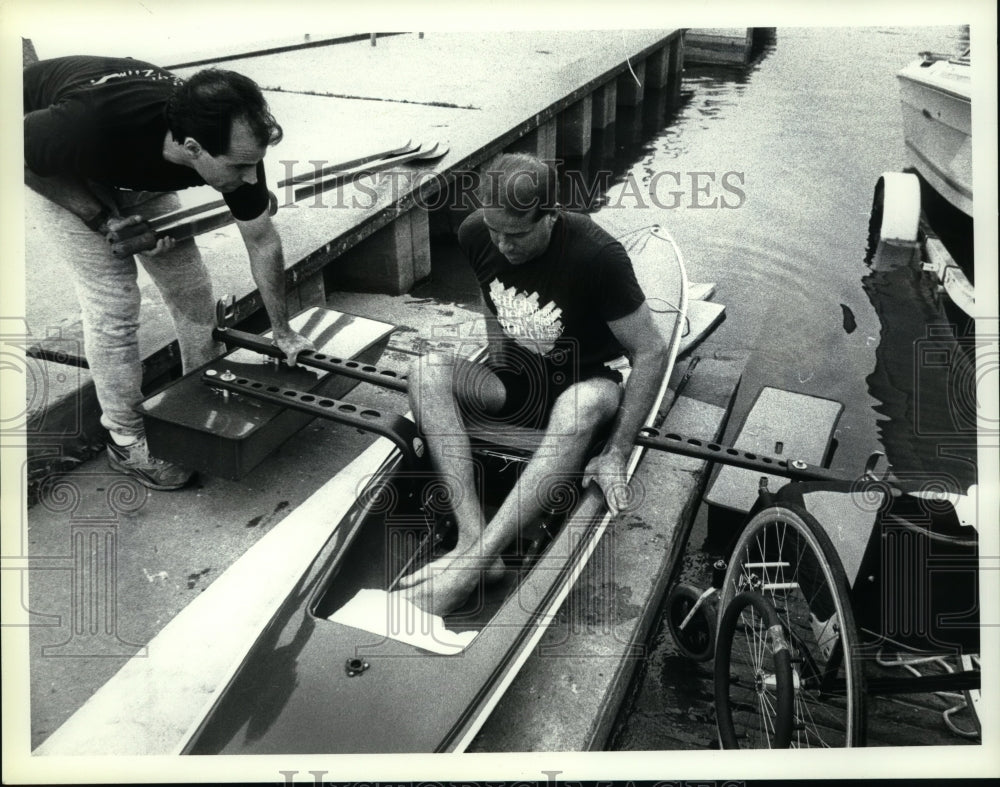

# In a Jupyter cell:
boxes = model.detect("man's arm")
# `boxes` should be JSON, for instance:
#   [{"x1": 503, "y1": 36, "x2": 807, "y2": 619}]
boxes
[
  {"x1": 236, "y1": 208, "x2": 313, "y2": 365},
  {"x1": 606, "y1": 302, "x2": 671, "y2": 455},
  {"x1": 583, "y1": 302, "x2": 670, "y2": 513}
]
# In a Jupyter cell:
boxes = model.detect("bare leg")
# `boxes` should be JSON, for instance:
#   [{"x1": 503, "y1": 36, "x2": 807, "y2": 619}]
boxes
[
  {"x1": 399, "y1": 351, "x2": 507, "y2": 584},
  {"x1": 403, "y1": 377, "x2": 621, "y2": 615}
]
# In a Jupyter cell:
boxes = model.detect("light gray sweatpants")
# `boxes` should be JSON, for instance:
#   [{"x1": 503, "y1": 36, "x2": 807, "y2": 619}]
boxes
[{"x1": 26, "y1": 186, "x2": 223, "y2": 438}]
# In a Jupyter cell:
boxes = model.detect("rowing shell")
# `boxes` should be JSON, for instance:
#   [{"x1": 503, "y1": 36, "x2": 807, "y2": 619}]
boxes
[{"x1": 180, "y1": 223, "x2": 689, "y2": 754}]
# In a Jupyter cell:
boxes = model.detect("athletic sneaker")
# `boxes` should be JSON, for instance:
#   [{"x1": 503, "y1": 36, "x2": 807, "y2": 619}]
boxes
[{"x1": 106, "y1": 436, "x2": 193, "y2": 491}]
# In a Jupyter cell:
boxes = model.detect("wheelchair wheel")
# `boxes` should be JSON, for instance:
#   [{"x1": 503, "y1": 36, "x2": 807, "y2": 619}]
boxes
[
  {"x1": 717, "y1": 504, "x2": 866, "y2": 747},
  {"x1": 665, "y1": 583, "x2": 717, "y2": 662},
  {"x1": 714, "y1": 591, "x2": 794, "y2": 749}
]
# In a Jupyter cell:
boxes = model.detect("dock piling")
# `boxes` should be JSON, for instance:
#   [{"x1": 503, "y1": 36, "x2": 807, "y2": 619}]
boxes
[
  {"x1": 591, "y1": 81, "x2": 618, "y2": 129},
  {"x1": 617, "y1": 60, "x2": 646, "y2": 106},
  {"x1": 645, "y1": 46, "x2": 672, "y2": 90},
  {"x1": 509, "y1": 121, "x2": 558, "y2": 160},
  {"x1": 558, "y1": 95, "x2": 594, "y2": 158},
  {"x1": 329, "y1": 208, "x2": 432, "y2": 295}
]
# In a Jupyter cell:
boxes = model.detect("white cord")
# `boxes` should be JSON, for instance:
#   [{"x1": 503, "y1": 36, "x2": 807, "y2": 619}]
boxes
[{"x1": 622, "y1": 32, "x2": 642, "y2": 87}]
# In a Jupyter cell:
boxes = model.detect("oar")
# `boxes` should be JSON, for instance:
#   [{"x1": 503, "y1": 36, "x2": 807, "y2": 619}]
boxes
[
  {"x1": 109, "y1": 143, "x2": 448, "y2": 256},
  {"x1": 147, "y1": 196, "x2": 244, "y2": 232},
  {"x1": 146, "y1": 139, "x2": 416, "y2": 230},
  {"x1": 293, "y1": 142, "x2": 449, "y2": 202},
  {"x1": 276, "y1": 139, "x2": 418, "y2": 187}
]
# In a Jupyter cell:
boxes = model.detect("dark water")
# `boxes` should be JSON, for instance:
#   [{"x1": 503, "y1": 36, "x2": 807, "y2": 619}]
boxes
[
  {"x1": 583, "y1": 26, "x2": 975, "y2": 491},
  {"x1": 585, "y1": 26, "x2": 978, "y2": 750}
]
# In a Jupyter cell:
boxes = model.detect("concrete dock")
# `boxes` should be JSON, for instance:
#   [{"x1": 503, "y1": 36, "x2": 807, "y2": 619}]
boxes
[{"x1": 684, "y1": 28, "x2": 775, "y2": 67}]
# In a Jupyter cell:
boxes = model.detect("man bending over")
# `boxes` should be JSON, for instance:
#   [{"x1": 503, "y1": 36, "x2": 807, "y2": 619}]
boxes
[{"x1": 24, "y1": 55, "x2": 312, "y2": 490}]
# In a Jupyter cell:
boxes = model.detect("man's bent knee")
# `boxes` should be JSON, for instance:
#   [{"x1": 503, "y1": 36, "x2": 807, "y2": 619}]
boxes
[
  {"x1": 549, "y1": 378, "x2": 621, "y2": 433},
  {"x1": 409, "y1": 351, "x2": 457, "y2": 392},
  {"x1": 410, "y1": 351, "x2": 506, "y2": 415}
]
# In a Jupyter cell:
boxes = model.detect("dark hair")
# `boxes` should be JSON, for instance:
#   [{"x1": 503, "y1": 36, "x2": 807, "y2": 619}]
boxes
[
  {"x1": 478, "y1": 153, "x2": 558, "y2": 220},
  {"x1": 165, "y1": 68, "x2": 282, "y2": 156}
]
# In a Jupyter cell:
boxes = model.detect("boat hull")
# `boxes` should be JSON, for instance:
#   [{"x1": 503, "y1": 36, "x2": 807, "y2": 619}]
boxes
[
  {"x1": 183, "y1": 452, "x2": 616, "y2": 753},
  {"x1": 897, "y1": 56, "x2": 972, "y2": 216}
]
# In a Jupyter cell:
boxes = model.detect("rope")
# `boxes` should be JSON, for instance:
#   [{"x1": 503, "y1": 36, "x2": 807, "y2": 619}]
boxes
[{"x1": 622, "y1": 32, "x2": 642, "y2": 87}]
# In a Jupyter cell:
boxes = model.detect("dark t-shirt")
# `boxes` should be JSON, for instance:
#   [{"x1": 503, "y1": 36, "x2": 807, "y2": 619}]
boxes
[
  {"x1": 458, "y1": 209, "x2": 646, "y2": 373},
  {"x1": 23, "y1": 55, "x2": 268, "y2": 221}
]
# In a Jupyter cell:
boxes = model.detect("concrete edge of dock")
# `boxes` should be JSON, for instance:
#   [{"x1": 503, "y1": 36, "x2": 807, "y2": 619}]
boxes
[{"x1": 685, "y1": 28, "x2": 775, "y2": 67}]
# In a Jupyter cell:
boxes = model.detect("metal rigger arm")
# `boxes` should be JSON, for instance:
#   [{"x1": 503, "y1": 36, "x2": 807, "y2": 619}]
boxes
[{"x1": 201, "y1": 369, "x2": 426, "y2": 468}]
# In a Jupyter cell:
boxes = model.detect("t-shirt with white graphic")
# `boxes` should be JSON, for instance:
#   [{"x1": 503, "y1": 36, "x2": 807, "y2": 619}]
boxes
[{"x1": 459, "y1": 209, "x2": 646, "y2": 374}]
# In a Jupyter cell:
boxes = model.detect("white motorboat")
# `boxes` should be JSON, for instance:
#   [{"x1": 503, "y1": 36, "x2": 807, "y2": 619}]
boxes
[{"x1": 897, "y1": 49, "x2": 972, "y2": 216}]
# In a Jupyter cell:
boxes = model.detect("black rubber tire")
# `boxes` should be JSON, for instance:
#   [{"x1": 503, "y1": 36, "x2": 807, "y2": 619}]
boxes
[
  {"x1": 665, "y1": 582, "x2": 717, "y2": 662},
  {"x1": 717, "y1": 504, "x2": 866, "y2": 747},
  {"x1": 714, "y1": 591, "x2": 795, "y2": 749}
]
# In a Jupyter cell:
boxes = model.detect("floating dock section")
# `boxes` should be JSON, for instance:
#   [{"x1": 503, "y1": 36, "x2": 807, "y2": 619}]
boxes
[{"x1": 685, "y1": 28, "x2": 775, "y2": 66}]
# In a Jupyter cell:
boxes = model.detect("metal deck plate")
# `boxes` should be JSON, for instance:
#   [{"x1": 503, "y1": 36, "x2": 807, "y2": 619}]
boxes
[
  {"x1": 137, "y1": 307, "x2": 394, "y2": 479},
  {"x1": 704, "y1": 386, "x2": 844, "y2": 513}
]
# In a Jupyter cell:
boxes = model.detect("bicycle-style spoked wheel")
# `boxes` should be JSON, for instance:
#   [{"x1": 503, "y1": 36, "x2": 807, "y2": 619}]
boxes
[
  {"x1": 717, "y1": 505, "x2": 866, "y2": 747},
  {"x1": 715, "y1": 591, "x2": 794, "y2": 749}
]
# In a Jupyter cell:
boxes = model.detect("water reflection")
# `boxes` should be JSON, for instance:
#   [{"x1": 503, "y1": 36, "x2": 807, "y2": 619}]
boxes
[
  {"x1": 750, "y1": 27, "x2": 778, "y2": 61},
  {"x1": 863, "y1": 238, "x2": 978, "y2": 493},
  {"x1": 557, "y1": 89, "x2": 687, "y2": 213}
]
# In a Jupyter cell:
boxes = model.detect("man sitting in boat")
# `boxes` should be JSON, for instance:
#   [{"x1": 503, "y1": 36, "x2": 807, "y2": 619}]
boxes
[{"x1": 398, "y1": 153, "x2": 670, "y2": 615}]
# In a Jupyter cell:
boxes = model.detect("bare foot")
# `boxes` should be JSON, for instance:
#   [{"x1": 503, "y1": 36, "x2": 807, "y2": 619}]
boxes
[
  {"x1": 396, "y1": 541, "x2": 506, "y2": 591},
  {"x1": 395, "y1": 551, "x2": 456, "y2": 590},
  {"x1": 400, "y1": 565, "x2": 482, "y2": 617},
  {"x1": 396, "y1": 547, "x2": 510, "y2": 615}
]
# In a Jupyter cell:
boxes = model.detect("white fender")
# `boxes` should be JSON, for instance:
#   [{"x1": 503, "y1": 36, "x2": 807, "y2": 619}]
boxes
[{"x1": 876, "y1": 171, "x2": 921, "y2": 244}]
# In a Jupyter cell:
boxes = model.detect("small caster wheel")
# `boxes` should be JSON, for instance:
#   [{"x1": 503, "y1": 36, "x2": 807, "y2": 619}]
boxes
[{"x1": 665, "y1": 582, "x2": 717, "y2": 662}]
